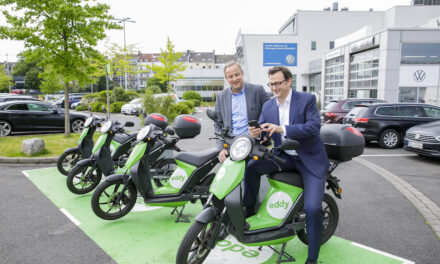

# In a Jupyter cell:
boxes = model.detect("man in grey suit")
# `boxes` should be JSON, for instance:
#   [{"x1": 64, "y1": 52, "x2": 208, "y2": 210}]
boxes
[{"x1": 215, "y1": 62, "x2": 270, "y2": 162}]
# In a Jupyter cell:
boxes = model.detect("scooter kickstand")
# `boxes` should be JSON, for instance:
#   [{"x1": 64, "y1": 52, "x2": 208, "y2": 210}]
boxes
[
  {"x1": 267, "y1": 243, "x2": 295, "y2": 263},
  {"x1": 171, "y1": 205, "x2": 190, "y2": 223}
]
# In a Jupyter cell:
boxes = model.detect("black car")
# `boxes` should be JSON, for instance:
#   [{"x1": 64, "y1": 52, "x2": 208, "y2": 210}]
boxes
[
  {"x1": 0, "y1": 100, "x2": 88, "y2": 136},
  {"x1": 343, "y1": 103, "x2": 440, "y2": 149},
  {"x1": 404, "y1": 120, "x2": 440, "y2": 157}
]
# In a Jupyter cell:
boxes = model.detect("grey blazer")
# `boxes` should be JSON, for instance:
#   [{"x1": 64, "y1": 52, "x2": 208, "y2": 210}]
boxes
[{"x1": 214, "y1": 82, "x2": 270, "y2": 145}]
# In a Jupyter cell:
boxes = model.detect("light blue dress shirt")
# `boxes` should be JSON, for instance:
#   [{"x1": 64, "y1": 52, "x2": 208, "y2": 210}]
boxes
[{"x1": 231, "y1": 88, "x2": 248, "y2": 136}]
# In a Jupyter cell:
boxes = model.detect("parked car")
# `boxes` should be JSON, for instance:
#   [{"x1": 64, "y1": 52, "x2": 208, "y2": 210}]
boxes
[
  {"x1": 54, "y1": 96, "x2": 83, "y2": 109},
  {"x1": 321, "y1": 98, "x2": 387, "y2": 123},
  {"x1": 71, "y1": 101, "x2": 82, "y2": 109},
  {"x1": 0, "y1": 100, "x2": 88, "y2": 136},
  {"x1": 343, "y1": 103, "x2": 440, "y2": 148},
  {"x1": 121, "y1": 98, "x2": 143, "y2": 115},
  {"x1": 403, "y1": 120, "x2": 440, "y2": 157},
  {"x1": 0, "y1": 96, "x2": 40, "y2": 103}
]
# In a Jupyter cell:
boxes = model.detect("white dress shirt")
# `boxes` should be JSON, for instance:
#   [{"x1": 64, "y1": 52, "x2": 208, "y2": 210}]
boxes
[{"x1": 276, "y1": 90, "x2": 297, "y2": 156}]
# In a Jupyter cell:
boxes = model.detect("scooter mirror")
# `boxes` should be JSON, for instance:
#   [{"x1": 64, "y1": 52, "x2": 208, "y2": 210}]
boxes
[
  {"x1": 279, "y1": 139, "x2": 300, "y2": 151},
  {"x1": 165, "y1": 126, "x2": 175, "y2": 135},
  {"x1": 206, "y1": 108, "x2": 216, "y2": 122},
  {"x1": 124, "y1": 121, "x2": 135, "y2": 127}
]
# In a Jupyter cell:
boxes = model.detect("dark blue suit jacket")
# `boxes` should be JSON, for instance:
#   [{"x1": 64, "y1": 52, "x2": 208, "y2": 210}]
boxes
[{"x1": 258, "y1": 91, "x2": 329, "y2": 179}]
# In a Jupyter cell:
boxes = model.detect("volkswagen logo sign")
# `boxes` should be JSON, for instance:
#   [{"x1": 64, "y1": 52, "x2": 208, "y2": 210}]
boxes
[
  {"x1": 413, "y1": 70, "x2": 426, "y2": 82},
  {"x1": 415, "y1": 134, "x2": 420, "y2": 140},
  {"x1": 285, "y1": 54, "x2": 295, "y2": 65}
]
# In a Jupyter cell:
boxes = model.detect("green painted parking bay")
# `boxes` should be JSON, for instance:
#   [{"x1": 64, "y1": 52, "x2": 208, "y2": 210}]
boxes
[{"x1": 24, "y1": 167, "x2": 414, "y2": 264}]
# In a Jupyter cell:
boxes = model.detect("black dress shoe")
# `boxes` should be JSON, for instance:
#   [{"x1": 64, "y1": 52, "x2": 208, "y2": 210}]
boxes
[{"x1": 305, "y1": 259, "x2": 316, "y2": 264}]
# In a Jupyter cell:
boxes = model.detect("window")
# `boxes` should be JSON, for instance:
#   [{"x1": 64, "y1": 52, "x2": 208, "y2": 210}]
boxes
[
  {"x1": 423, "y1": 107, "x2": 440, "y2": 118},
  {"x1": 5, "y1": 104, "x2": 27, "y2": 111},
  {"x1": 329, "y1": 41, "x2": 335, "y2": 49},
  {"x1": 375, "y1": 106, "x2": 395, "y2": 116},
  {"x1": 401, "y1": 43, "x2": 440, "y2": 64},
  {"x1": 397, "y1": 106, "x2": 425, "y2": 117},
  {"x1": 27, "y1": 103, "x2": 53, "y2": 112},
  {"x1": 311, "y1": 41, "x2": 316, "y2": 51}
]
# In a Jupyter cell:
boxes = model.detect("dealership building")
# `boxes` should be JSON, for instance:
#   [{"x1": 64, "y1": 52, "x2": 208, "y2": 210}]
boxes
[{"x1": 235, "y1": 2, "x2": 440, "y2": 106}]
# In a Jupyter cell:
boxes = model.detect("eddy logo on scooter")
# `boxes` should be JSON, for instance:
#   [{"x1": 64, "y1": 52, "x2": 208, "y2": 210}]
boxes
[
  {"x1": 266, "y1": 192, "x2": 293, "y2": 219},
  {"x1": 169, "y1": 167, "x2": 188, "y2": 189}
]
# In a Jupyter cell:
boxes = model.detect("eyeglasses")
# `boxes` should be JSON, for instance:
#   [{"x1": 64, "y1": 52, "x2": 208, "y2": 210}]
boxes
[{"x1": 267, "y1": 80, "x2": 286, "y2": 88}]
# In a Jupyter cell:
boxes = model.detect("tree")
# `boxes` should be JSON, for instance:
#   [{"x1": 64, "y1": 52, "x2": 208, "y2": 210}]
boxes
[
  {"x1": 147, "y1": 37, "x2": 186, "y2": 93},
  {"x1": 147, "y1": 76, "x2": 168, "y2": 93},
  {"x1": 0, "y1": 65, "x2": 12, "y2": 92},
  {"x1": 39, "y1": 69, "x2": 63, "y2": 95},
  {"x1": 105, "y1": 42, "x2": 146, "y2": 90},
  {"x1": 0, "y1": 0, "x2": 120, "y2": 136},
  {"x1": 12, "y1": 52, "x2": 43, "y2": 91}
]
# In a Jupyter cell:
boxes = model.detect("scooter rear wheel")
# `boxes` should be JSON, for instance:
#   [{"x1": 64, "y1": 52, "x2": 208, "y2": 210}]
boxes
[
  {"x1": 91, "y1": 179, "x2": 137, "y2": 220},
  {"x1": 297, "y1": 193, "x2": 339, "y2": 245},
  {"x1": 57, "y1": 149, "x2": 81, "y2": 176},
  {"x1": 66, "y1": 164, "x2": 102, "y2": 194},
  {"x1": 176, "y1": 220, "x2": 217, "y2": 264}
]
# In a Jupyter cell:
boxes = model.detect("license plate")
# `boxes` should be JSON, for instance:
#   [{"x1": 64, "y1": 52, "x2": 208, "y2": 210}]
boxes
[{"x1": 408, "y1": 140, "x2": 423, "y2": 149}]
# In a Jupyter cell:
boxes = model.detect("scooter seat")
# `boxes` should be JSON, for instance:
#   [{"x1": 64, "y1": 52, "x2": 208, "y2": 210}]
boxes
[
  {"x1": 113, "y1": 132, "x2": 137, "y2": 144},
  {"x1": 174, "y1": 147, "x2": 218, "y2": 167},
  {"x1": 267, "y1": 171, "x2": 304, "y2": 188}
]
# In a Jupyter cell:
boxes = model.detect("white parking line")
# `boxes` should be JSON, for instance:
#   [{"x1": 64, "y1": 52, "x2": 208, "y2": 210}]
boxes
[
  {"x1": 351, "y1": 242, "x2": 415, "y2": 264},
  {"x1": 60, "y1": 208, "x2": 81, "y2": 226},
  {"x1": 360, "y1": 154, "x2": 417, "y2": 157},
  {"x1": 355, "y1": 157, "x2": 440, "y2": 239},
  {"x1": 22, "y1": 171, "x2": 30, "y2": 178}
]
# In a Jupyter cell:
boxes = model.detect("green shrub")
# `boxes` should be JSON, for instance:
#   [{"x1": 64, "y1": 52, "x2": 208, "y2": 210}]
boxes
[
  {"x1": 110, "y1": 102, "x2": 124, "y2": 113},
  {"x1": 91, "y1": 101, "x2": 106, "y2": 112},
  {"x1": 142, "y1": 90, "x2": 196, "y2": 123},
  {"x1": 75, "y1": 104, "x2": 87, "y2": 111},
  {"x1": 182, "y1": 100, "x2": 194, "y2": 110},
  {"x1": 182, "y1": 91, "x2": 202, "y2": 102},
  {"x1": 190, "y1": 99, "x2": 200, "y2": 107},
  {"x1": 173, "y1": 102, "x2": 191, "y2": 115}
]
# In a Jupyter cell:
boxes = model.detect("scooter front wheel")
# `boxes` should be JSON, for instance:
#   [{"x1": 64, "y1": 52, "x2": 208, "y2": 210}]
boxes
[
  {"x1": 66, "y1": 164, "x2": 102, "y2": 194},
  {"x1": 57, "y1": 149, "x2": 81, "y2": 176},
  {"x1": 176, "y1": 220, "x2": 217, "y2": 264},
  {"x1": 297, "y1": 193, "x2": 339, "y2": 245},
  {"x1": 91, "y1": 179, "x2": 137, "y2": 220}
]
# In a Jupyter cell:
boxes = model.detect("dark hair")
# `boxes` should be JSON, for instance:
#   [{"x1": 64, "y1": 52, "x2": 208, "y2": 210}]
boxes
[{"x1": 268, "y1": 66, "x2": 292, "y2": 80}]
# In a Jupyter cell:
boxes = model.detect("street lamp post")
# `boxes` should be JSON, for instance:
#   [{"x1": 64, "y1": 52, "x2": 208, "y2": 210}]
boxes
[{"x1": 113, "y1": 17, "x2": 136, "y2": 91}]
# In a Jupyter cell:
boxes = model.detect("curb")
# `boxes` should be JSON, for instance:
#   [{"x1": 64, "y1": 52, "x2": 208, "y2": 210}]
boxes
[{"x1": 0, "y1": 156, "x2": 58, "y2": 164}]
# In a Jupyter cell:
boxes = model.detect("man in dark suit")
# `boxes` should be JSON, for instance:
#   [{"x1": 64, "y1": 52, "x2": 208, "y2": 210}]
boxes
[
  {"x1": 246, "y1": 66, "x2": 329, "y2": 264},
  {"x1": 214, "y1": 62, "x2": 270, "y2": 162}
]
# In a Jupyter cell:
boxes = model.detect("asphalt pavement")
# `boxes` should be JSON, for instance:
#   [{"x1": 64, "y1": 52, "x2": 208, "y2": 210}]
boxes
[{"x1": 1, "y1": 108, "x2": 439, "y2": 263}]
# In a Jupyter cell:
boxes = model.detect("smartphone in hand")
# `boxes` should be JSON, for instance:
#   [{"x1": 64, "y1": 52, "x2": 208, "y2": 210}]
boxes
[{"x1": 248, "y1": 120, "x2": 260, "y2": 128}]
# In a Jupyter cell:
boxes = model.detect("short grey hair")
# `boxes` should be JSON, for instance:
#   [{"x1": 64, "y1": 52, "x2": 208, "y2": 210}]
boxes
[{"x1": 223, "y1": 61, "x2": 243, "y2": 75}]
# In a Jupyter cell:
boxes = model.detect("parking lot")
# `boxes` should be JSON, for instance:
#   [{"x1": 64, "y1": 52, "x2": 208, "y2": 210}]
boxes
[{"x1": 0, "y1": 108, "x2": 439, "y2": 264}]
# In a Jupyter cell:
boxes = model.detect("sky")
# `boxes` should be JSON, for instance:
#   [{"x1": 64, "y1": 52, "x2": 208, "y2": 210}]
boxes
[{"x1": 0, "y1": 0, "x2": 411, "y2": 62}]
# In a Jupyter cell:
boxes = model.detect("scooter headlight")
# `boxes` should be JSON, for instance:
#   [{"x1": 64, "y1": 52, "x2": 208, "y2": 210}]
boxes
[
  {"x1": 137, "y1": 126, "x2": 151, "y2": 141},
  {"x1": 84, "y1": 117, "x2": 93, "y2": 128},
  {"x1": 230, "y1": 137, "x2": 252, "y2": 161},
  {"x1": 100, "y1": 120, "x2": 112, "y2": 133}
]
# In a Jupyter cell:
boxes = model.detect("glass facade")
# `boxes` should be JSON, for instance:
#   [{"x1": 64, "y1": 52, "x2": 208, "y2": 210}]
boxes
[
  {"x1": 401, "y1": 43, "x2": 440, "y2": 64},
  {"x1": 348, "y1": 48, "x2": 379, "y2": 99},
  {"x1": 174, "y1": 78, "x2": 224, "y2": 92},
  {"x1": 324, "y1": 56, "x2": 344, "y2": 103},
  {"x1": 309, "y1": 73, "x2": 321, "y2": 93}
]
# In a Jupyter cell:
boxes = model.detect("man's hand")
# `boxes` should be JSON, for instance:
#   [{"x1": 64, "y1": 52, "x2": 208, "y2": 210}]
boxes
[
  {"x1": 261, "y1": 123, "x2": 283, "y2": 137},
  {"x1": 218, "y1": 149, "x2": 228, "y2": 163},
  {"x1": 249, "y1": 126, "x2": 262, "y2": 139}
]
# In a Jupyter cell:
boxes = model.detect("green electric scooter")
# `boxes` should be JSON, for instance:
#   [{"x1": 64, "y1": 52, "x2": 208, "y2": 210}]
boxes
[
  {"x1": 176, "y1": 124, "x2": 365, "y2": 264},
  {"x1": 90, "y1": 119, "x2": 227, "y2": 222}
]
